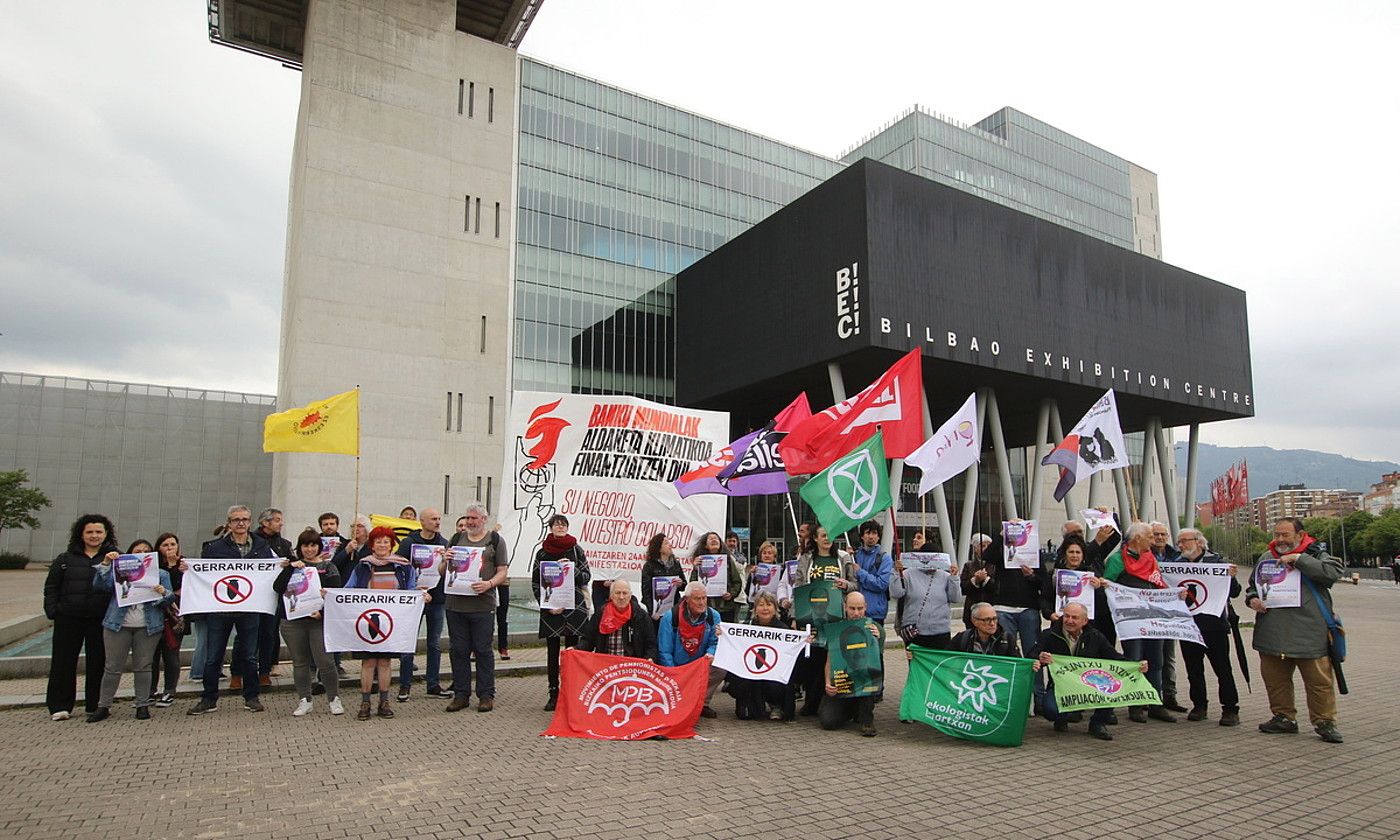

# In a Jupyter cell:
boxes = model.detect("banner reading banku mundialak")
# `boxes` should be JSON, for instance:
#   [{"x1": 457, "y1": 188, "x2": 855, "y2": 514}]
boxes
[
  {"x1": 322, "y1": 589, "x2": 424, "y2": 654},
  {"x1": 499, "y1": 392, "x2": 730, "y2": 586},
  {"x1": 180, "y1": 559, "x2": 281, "y2": 616}
]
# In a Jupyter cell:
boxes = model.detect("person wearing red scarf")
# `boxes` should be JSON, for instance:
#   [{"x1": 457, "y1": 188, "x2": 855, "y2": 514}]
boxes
[
  {"x1": 657, "y1": 582, "x2": 726, "y2": 718},
  {"x1": 579, "y1": 580, "x2": 656, "y2": 660},
  {"x1": 1104, "y1": 522, "x2": 1177, "y2": 724},
  {"x1": 531, "y1": 515, "x2": 592, "y2": 711}
]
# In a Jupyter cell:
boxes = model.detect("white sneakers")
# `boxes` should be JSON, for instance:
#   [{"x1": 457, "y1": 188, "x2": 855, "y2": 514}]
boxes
[
  {"x1": 328, "y1": 697, "x2": 345, "y2": 716},
  {"x1": 51, "y1": 711, "x2": 71, "y2": 721},
  {"x1": 293, "y1": 698, "x2": 314, "y2": 717}
]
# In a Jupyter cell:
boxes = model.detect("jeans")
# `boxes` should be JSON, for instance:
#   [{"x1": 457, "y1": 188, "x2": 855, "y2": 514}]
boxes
[
  {"x1": 257, "y1": 612, "x2": 281, "y2": 675},
  {"x1": 202, "y1": 613, "x2": 261, "y2": 702},
  {"x1": 1122, "y1": 637, "x2": 1165, "y2": 703},
  {"x1": 446, "y1": 610, "x2": 495, "y2": 700},
  {"x1": 46, "y1": 614, "x2": 105, "y2": 714},
  {"x1": 997, "y1": 609, "x2": 1044, "y2": 705},
  {"x1": 1160, "y1": 639, "x2": 1178, "y2": 700},
  {"x1": 1041, "y1": 682, "x2": 1112, "y2": 727},
  {"x1": 400, "y1": 601, "x2": 446, "y2": 692},
  {"x1": 189, "y1": 617, "x2": 208, "y2": 681},
  {"x1": 495, "y1": 585, "x2": 511, "y2": 652},
  {"x1": 98, "y1": 627, "x2": 162, "y2": 709},
  {"x1": 1181, "y1": 622, "x2": 1238, "y2": 713},
  {"x1": 818, "y1": 694, "x2": 875, "y2": 729},
  {"x1": 281, "y1": 617, "x2": 338, "y2": 701}
]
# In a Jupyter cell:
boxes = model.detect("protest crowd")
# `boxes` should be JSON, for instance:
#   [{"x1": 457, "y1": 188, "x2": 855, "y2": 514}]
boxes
[{"x1": 42, "y1": 499, "x2": 1348, "y2": 746}]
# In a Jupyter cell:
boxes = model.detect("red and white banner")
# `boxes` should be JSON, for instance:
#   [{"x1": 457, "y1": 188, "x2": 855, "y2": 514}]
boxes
[
  {"x1": 541, "y1": 650, "x2": 708, "y2": 740},
  {"x1": 779, "y1": 348, "x2": 924, "y2": 475},
  {"x1": 180, "y1": 559, "x2": 281, "y2": 616},
  {"x1": 713, "y1": 622, "x2": 808, "y2": 684},
  {"x1": 500, "y1": 392, "x2": 730, "y2": 584},
  {"x1": 321, "y1": 589, "x2": 425, "y2": 654}
]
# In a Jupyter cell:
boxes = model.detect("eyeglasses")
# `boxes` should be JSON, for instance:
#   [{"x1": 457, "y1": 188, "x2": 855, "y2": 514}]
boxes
[
  {"x1": 973, "y1": 616, "x2": 999, "y2": 623},
  {"x1": 229, "y1": 517, "x2": 251, "y2": 523}
]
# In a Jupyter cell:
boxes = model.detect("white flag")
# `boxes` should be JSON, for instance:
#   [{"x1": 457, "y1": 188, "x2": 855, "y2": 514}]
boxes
[
  {"x1": 1042, "y1": 389, "x2": 1129, "y2": 502},
  {"x1": 322, "y1": 588, "x2": 425, "y2": 653},
  {"x1": 180, "y1": 558, "x2": 281, "y2": 616},
  {"x1": 1160, "y1": 562, "x2": 1233, "y2": 618},
  {"x1": 713, "y1": 622, "x2": 809, "y2": 684},
  {"x1": 905, "y1": 392, "x2": 979, "y2": 496}
]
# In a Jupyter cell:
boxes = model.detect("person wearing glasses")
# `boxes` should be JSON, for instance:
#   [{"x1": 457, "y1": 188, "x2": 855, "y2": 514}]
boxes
[
  {"x1": 1174, "y1": 528, "x2": 1242, "y2": 727},
  {"x1": 948, "y1": 602, "x2": 1023, "y2": 657}
]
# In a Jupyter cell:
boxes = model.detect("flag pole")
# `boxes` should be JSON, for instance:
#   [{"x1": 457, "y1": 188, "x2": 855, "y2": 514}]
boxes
[{"x1": 353, "y1": 384, "x2": 362, "y2": 524}]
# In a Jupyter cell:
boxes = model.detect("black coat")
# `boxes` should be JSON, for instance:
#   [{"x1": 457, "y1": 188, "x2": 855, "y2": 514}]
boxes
[
  {"x1": 1029, "y1": 620, "x2": 1124, "y2": 661},
  {"x1": 531, "y1": 543, "x2": 591, "y2": 638},
  {"x1": 577, "y1": 596, "x2": 657, "y2": 660},
  {"x1": 43, "y1": 550, "x2": 111, "y2": 620},
  {"x1": 980, "y1": 534, "x2": 1043, "y2": 609},
  {"x1": 203, "y1": 532, "x2": 277, "y2": 560},
  {"x1": 948, "y1": 626, "x2": 1023, "y2": 658}
]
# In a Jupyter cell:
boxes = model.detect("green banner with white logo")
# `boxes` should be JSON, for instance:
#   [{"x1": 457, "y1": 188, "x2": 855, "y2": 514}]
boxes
[
  {"x1": 798, "y1": 430, "x2": 892, "y2": 538},
  {"x1": 823, "y1": 618, "x2": 884, "y2": 696},
  {"x1": 1047, "y1": 655, "x2": 1160, "y2": 712},
  {"x1": 899, "y1": 646, "x2": 1034, "y2": 747}
]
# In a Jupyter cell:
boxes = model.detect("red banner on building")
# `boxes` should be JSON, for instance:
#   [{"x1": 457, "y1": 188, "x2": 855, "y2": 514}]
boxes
[{"x1": 541, "y1": 650, "x2": 708, "y2": 740}]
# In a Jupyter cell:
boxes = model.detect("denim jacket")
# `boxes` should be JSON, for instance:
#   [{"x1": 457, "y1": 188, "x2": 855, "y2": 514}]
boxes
[{"x1": 93, "y1": 564, "x2": 174, "y2": 635}]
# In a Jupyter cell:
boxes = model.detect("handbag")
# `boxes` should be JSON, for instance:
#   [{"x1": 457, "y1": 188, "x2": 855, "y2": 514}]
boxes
[{"x1": 1300, "y1": 573, "x2": 1347, "y2": 695}]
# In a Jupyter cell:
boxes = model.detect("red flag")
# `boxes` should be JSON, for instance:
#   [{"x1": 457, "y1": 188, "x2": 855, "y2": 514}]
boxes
[
  {"x1": 772, "y1": 392, "x2": 813, "y2": 432},
  {"x1": 1210, "y1": 476, "x2": 1225, "y2": 518},
  {"x1": 1234, "y1": 461, "x2": 1250, "y2": 511},
  {"x1": 779, "y1": 349, "x2": 924, "y2": 475},
  {"x1": 541, "y1": 650, "x2": 707, "y2": 740}
]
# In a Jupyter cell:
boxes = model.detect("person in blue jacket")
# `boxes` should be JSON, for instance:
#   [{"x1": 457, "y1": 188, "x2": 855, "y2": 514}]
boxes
[
  {"x1": 88, "y1": 550, "x2": 175, "y2": 722},
  {"x1": 656, "y1": 581, "x2": 724, "y2": 719},
  {"x1": 844, "y1": 520, "x2": 893, "y2": 698}
]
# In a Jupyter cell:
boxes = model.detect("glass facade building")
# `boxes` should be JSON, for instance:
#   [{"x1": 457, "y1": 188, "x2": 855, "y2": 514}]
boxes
[{"x1": 0, "y1": 372, "x2": 275, "y2": 560}]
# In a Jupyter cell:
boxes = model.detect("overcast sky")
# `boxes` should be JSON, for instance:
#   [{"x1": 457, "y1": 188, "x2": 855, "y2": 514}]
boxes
[{"x1": 2, "y1": 2, "x2": 1396, "y2": 462}]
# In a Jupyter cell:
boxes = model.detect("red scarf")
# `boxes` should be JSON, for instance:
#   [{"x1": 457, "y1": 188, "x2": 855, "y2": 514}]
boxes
[
  {"x1": 542, "y1": 533, "x2": 577, "y2": 557},
  {"x1": 1268, "y1": 534, "x2": 1315, "y2": 558},
  {"x1": 677, "y1": 607, "x2": 707, "y2": 655},
  {"x1": 1124, "y1": 547, "x2": 1166, "y2": 588},
  {"x1": 599, "y1": 599, "x2": 633, "y2": 635}
]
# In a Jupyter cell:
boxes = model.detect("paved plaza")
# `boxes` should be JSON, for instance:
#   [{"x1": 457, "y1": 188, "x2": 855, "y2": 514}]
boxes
[{"x1": 2, "y1": 579, "x2": 1398, "y2": 840}]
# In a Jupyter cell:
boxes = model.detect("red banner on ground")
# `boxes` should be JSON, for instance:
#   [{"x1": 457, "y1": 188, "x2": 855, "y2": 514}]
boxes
[{"x1": 541, "y1": 650, "x2": 708, "y2": 740}]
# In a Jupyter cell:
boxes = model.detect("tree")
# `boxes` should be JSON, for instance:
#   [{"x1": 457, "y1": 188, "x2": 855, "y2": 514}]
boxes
[
  {"x1": 0, "y1": 470, "x2": 51, "y2": 542},
  {"x1": 1358, "y1": 510, "x2": 1400, "y2": 559}
]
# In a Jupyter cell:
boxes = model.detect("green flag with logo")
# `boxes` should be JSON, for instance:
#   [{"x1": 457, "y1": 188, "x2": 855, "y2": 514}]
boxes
[
  {"x1": 799, "y1": 431, "x2": 892, "y2": 538},
  {"x1": 823, "y1": 618, "x2": 884, "y2": 695},
  {"x1": 900, "y1": 646, "x2": 1034, "y2": 747},
  {"x1": 1047, "y1": 655, "x2": 1160, "y2": 712}
]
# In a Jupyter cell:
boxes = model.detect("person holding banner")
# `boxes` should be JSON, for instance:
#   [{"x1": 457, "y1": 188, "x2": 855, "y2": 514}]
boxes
[
  {"x1": 1029, "y1": 602, "x2": 1146, "y2": 741},
  {"x1": 794, "y1": 527, "x2": 855, "y2": 717},
  {"x1": 889, "y1": 550, "x2": 961, "y2": 649},
  {"x1": 443, "y1": 503, "x2": 510, "y2": 713},
  {"x1": 744, "y1": 541, "x2": 793, "y2": 621},
  {"x1": 819, "y1": 591, "x2": 882, "y2": 737},
  {"x1": 579, "y1": 580, "x2": 656, "y2": 659},
  {"x1": 727, "y1": 591, "x2": 799, "y2": 721},
  {"x1": 393, "y1": 508, "x2": 450, "y2": 702},
  {"x1": 1172, "y1": 529, "x2": 1241, "y2": 727},
  {"x1": 689, "y1": 531, "x2": 743, "y2": 623},
  {"x1": 640, "y1": 533, "x2": 686, "y2": 626},
  {"x1": 1040, "y1": 535, "x2": 1107, "y2": 624},
  {"x1": 273, "y1": 529, "x2": 343, "y2": 716},
  {"x1": 532, "y1": 514, "x2": 591, "y2": 712},
  {"x1": 149, "y1": 533, "x2": 185, "y2": 708},
  {"x1": 657, "y1": 582, "x2": 726, "y2": 718},
  {"x1": 345, "y1": 526, "x2": 420, "y2": 720},
  {"x1": 1103, "y1": 522, "x2": 1176, "y2": 724},
  {"x1": 1246, "y1": 517, "x2": 1345, "y2": 744},
  {"x1": 186, "y1": 505, "x2": 278, "y2": 715},
  {"x1": 88, "y1": 545, "x2": 174, "y2": 721},
  {"x1": 331, "y1": 515, "x2": 372, "y2": 580}
]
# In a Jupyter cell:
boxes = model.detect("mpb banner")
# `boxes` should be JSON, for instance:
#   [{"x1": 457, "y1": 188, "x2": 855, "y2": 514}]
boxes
[
  {"x1": 1160, "y1": 562, "x2": 1233, "y2": 618},
  {"x1": 900, "y1": 647, "x2": 1034, "y2": 747},
  {"x1": 1104, "y1": 582, "x2": 1204, "y2": 645},
  {"x1": 181, "y1": 559, "x2": 281, "y2": 616},
  {"x1": 542, "y1": 650, "x2": 707, "y2": 740},
  {"x1": 713, "y1": 622, "x2": 808, "y2": 684},
  {"x1": 1048, "y1": 655, "x2": 1159, "y2": 712},
  {"x1": 322, "y1": 589, "x2": 425, "y2": 654}
]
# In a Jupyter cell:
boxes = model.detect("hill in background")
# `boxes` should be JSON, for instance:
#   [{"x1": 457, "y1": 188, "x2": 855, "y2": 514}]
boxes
[{"x1": 1174, "y1": 443, "x2": 1399, "y2": 504}]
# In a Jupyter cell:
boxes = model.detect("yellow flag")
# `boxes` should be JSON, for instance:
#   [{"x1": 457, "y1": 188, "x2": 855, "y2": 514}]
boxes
[
  {"x1": 263, "y1": 389, "x2": 360, "y2": 455},
  {"x1": 369, "y1": 514, "x2": 419, "y2": 542}
]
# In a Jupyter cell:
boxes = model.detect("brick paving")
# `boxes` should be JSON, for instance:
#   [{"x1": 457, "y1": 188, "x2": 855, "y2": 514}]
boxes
[{"x1": 1, "y1": 580, "x2": 1398, "y2": 839}]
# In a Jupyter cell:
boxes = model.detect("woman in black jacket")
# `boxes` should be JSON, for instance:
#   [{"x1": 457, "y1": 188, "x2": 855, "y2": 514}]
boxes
[
  {"x1": 43, "y1": 514, "x2": 117, "y2": 721},
  {"x1": 530, "y1": 514, "x2": 592, "y2": 711}
]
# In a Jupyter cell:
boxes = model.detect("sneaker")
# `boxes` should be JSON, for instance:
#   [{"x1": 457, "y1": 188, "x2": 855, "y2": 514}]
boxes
[
  {"x1": 154, "y1": 692, "x2": 175, "y2": 708},
  {"x1": 293, "y1": 698, "x2": 313, "y2": 717},
  {"x1": 259, "y1": 674, "x2": 272, "y2": 688},
  {"x1": 376, "y1": 700, "x2": 394, "y2": 718},
  {"x1": 700, "y1": 705, "x2": 718, "y2": 719},
  {"x1": 477, "y1": 698, "x2": 494, "y2": 713},
  {"x1": 50, "y1": 711, "x2": 71, "y2": 721},
  {"x1": 329, "y1": 698, "x2": 345, "y2": 716},
  {"x1": 1088, "y1": 725, "x2": 1113, "y2": 741},
  {"x1": 1315, "y1": 722, "x2": 1344, "y2": 744},
  {"x1": 1258, "y1": 714, "x2": 1299, "y2": 734},
  {"x1": 1186, "y1": 707, "x2": 1208, "y2": 722},
  {"x1": 446, "y1": 695, "x2": 471, "y2": 712},
  {"x1": 1128, "y1": 707, "x2": 1148, "y2": 723},
  {"x1": 397, "y1": 688, "x2": 411, "y2": 703},
  {"x1": 244, "y1": 698, "x2": 265, "y2": 713},
  {"x1": 427, "y1": 687, "x2": 453, "y2": 698},
  {"x1": 543, "y1": 694, "x2": 558, "y2": 712},
  {"x1": 1220, "y1": 711, "x2": 1240, "y2": 727},
  {"x1": 186, "y1": 700, "x2": 218, "y2": 716},
  {"x1": 135, "y1": 706, "x2": 151, "y2": 720},
  {"x1": 86, "y1": 708, "x2": 110, "y2": 724},
  {"x1": 860, "y1": 723, "x2": 877, "y2": 737},
  {"x1": 357, "y1": 700, "x2": 372, "y2": 721}
]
